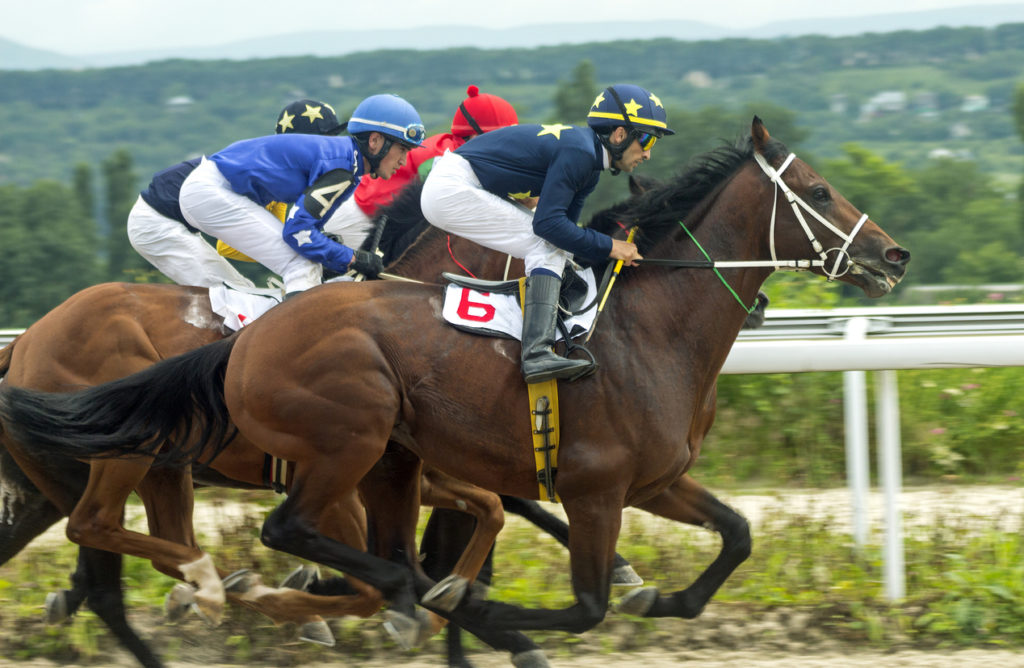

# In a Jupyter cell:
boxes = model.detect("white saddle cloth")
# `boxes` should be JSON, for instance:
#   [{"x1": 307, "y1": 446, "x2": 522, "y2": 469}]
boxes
[{"x1": 441, "y1": 267, "x2": 599, "y2": 341}]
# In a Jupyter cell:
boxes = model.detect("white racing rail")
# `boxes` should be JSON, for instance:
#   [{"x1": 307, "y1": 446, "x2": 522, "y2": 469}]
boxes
[{"x1": 722, "y1": 303, "x2": 1024, "y2": 601}]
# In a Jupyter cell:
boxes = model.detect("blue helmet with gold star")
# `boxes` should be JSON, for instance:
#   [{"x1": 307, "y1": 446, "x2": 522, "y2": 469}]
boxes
[
  {"x1": 586, "y1": 84, "x2": 674, "y2": 136},
  {"x1": 276, "y1": 99, "x2": 344, "y2": 135}
]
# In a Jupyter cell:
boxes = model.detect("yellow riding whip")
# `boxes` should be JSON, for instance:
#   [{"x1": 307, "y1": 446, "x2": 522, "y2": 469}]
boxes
[{"x1": 584, "y1": 227, "x2": 637, "y2": 344}]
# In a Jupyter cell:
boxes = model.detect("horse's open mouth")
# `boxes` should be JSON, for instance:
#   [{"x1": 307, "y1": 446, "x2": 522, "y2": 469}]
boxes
[{"x1": 848, "y1": 260, "x2": 903, "y2": 297}]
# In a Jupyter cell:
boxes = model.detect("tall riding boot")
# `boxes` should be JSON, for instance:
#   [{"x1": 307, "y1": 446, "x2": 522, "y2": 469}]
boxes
[{"x1": 521, "y1": 274, "x2": 594, "y2": 383}]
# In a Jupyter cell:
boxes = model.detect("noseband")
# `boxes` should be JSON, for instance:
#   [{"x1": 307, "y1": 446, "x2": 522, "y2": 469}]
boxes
[{"x1": 754, "y1": 151, "x2": 869, "y2": 280}]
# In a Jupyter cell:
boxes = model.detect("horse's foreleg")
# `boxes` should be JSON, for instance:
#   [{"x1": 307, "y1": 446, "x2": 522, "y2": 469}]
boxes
[
  {"x1": 500, "y1": 496, "x2": 640, "y2": 585},
  {"x1": 67, "y1": 459, "x2": 225, "y2": 624},
  {"x1": 74, "y1": 547, "x2": 165, "y2": 668},
  {"x1": 623, "y1": 473, "x2": 751, "y2": 619},
  {"x1": 418, "y1": 467, "x2": 504, "y2": 613},
  {"x1": 441, "y1": 491, "x2": 623, "y2": 636}
]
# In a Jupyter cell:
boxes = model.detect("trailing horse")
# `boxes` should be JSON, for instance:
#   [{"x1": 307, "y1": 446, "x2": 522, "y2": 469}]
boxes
[{"x1": 0, "y1": 177, "x2": 660, "y2": 667}]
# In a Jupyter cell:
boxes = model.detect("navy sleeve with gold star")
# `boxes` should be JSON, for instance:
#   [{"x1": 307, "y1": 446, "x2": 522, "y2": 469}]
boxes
[
  {"x1": 210, "y1": 134, "x2": 364, "y2": 272},
  {"x1": 455, "y1": 124, "x2": 613, "y2": 263}
]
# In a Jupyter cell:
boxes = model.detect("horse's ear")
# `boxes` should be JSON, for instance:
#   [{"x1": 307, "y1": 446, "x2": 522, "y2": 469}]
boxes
[
  {"x1": 751, "y1": 116, "x2": 770, "y2": 153},
  {"x1": 628, "y1": 174, "x2": 660, "y2": 196}
]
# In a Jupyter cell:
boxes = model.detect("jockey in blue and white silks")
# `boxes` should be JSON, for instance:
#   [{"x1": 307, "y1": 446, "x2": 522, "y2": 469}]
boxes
[
  {"x1": 179, "y1": 94, "x2": 424, "y2": 295},
  {"x1": 127, "y1": 99, "x2": 345, "y2": 288},
  {"x1": 421, "y1": 83, "x2": 674, "y2": 384}
]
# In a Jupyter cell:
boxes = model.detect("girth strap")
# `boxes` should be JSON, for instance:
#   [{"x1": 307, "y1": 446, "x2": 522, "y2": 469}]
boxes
[
  {"x1": 262, "y1": 453, "x2": 289, "y2": 494},
  {"x1": 528, "y1": 381, "x2": 560, "y2": 503},
  {"x1": 520, "y1": 277, "x2": 561, "y2": 503}
]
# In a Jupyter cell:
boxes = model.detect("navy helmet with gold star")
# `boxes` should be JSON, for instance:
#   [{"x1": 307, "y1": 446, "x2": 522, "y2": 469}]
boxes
[
  {"x1": 276, "y1": 99, "x2": 344, "y2": 136},
  {"x1": 586, "y1": 84, "x2": 674, "y2": 136}
]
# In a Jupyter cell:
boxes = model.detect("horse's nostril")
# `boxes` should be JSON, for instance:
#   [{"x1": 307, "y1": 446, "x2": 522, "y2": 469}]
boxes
[{"x1": 885, "y1": 247, "x2": 910, "y2": 264}]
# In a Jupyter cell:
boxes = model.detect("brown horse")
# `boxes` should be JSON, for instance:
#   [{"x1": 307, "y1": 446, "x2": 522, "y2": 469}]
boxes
[
  {"x1": 0, "y1": 196, "x2": 543, "y2": 646},
  {"x1": 0, "y1": 179, "x2": 664, "y2": 666},
  {"x1": 0, "y1": 119, "x2": 909, "y2": 659}
]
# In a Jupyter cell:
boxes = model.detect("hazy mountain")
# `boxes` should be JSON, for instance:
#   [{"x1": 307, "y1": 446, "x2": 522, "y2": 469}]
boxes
[
  {"x1": 0, "y1": 37, "x2": 81, "y2": 70},
  {"x1": 4, "y1": 4, "x2": 1024, "y2": 70}
]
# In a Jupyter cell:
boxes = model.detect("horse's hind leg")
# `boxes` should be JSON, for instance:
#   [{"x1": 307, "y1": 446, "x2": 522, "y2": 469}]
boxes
[
  {"x1": 0, "y1": 447, "x2": 66, "y2": 565},
  {"x1": 620, "y1": 473, "x2": 751, "y2": 619}
]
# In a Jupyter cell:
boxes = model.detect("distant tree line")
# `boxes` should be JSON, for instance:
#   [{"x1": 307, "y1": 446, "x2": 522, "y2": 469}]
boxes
[{"x1": 0, "y1": 33, "x2": 1023, "y2": 324}]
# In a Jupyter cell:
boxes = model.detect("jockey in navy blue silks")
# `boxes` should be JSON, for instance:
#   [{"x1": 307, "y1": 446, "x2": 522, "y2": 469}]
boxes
[
  {"x1": 178, "y1": 94, "x2": 425, "y2": 295},
  {"x1": 421, "y1": 83, "x2": 674, "y2": 383},
  {"x1": 127, "y1": 99, "x2": 347, "y2": 288}
]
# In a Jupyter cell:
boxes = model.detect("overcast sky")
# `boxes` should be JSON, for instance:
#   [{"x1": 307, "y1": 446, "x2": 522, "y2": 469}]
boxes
[{"x1": 3, "y1": 0, "x2": 1024, "y2": 55}]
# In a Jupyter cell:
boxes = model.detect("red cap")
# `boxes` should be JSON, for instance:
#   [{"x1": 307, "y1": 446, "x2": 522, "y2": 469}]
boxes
[{"x1": 450, "y1": 85, "x2": 518, "y2": 137}]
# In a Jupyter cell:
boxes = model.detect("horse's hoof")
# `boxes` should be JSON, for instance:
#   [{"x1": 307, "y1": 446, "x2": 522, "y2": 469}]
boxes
[
  {"x1": 222, "y1": 569, "x2": 256, "y2": 594},
  {"x1": 511, "y1": 649, "x2": 551, "y2": 668},
  {"x1": 616, "y1": 586, "x2": 658, "y2": 616},
  {"x1": 382, "y1": 609, "x2": 421, "y2": 651},
  {"x1": 164, "y1": 583, "x2": 195, "y2": 622},
  {"x1": 44, "y1": 591, "x2": 69, "y2": 624},
  {"x1": 412, "y1": 608, "x2": 437, "y2": 647},
  {"x1": 280, "y1": 564, "x2": 319, "y2": 591},
  {"x1": 299, "y1": 619, "x2": 335, "y2": 647},
  {"x1": 611, "y1": 564, "x2": 644, "y2": 586},
  {"x1": 421, "y1": 574, "x2": 469, "y2": 612},
  {"x1": 190, "y1": 590, "x2": 225, "y2": 627}
]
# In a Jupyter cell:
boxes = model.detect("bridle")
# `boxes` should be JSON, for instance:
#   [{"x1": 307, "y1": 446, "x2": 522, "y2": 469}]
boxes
[
  {"x1": 753, "y1": 151, "x2": 869, "y2": 281},
  {"x1": 638, "y1": 150, "x2": 871, "y2": 280},
  {"x1": 627, "y1": 148, "x2": 873, "y2": 313}
]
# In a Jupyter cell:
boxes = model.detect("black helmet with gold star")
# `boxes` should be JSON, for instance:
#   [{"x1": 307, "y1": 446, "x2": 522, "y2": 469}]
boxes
[
  {"x1": 276, "y1": 99, "x2": 344, "y2": 136},
  {"x1": 586, "y1": 84, "x2": 674, "y2": 137}
]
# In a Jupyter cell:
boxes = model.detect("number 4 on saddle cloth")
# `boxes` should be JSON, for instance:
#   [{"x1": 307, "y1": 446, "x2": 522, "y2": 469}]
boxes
[{"x1": 441, "y1": 267, "x2": 598, "y2": 503}]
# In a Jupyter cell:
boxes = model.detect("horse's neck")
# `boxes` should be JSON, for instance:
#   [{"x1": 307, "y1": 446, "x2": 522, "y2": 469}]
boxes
[
  {"x1": 387, "y1": 228, "x2": 515, "y2": 283},
  {"x1": 386, "y1": 226, "x2": 450, "y2": 281},
  {"x1": 607, "y1": 168, "x2": 774, "y2": 368}
]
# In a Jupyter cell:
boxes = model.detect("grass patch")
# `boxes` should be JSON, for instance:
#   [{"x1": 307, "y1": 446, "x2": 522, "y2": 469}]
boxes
[{"x1": 2, "y1": 493, "x2": 1024, "y2": 663}]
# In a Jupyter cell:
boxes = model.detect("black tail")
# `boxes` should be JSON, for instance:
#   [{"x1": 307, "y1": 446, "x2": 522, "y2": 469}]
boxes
[{"x1": 0, "y1": 336, "x2": 238, "y2": 468}]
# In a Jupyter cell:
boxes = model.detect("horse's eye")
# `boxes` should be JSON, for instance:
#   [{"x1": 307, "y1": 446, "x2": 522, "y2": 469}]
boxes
[{"x1": 812, "y1": 186, "x2": 831, "y2": 203}]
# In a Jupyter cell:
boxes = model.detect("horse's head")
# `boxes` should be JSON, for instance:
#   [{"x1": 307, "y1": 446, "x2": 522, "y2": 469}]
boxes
[{"x1": 751, "y1": 117, "x2": 910, "y2": 297}]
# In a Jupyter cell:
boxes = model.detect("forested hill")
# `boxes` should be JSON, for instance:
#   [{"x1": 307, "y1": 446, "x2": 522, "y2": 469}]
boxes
[{"x1": 2, "y1": 22, "x2": 1024, "y2": 188}]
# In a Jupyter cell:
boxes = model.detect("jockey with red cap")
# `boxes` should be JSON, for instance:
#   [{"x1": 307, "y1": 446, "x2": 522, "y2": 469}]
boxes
[{"x1": 322, "y1": 85, "x2": 519, "y2": 251}]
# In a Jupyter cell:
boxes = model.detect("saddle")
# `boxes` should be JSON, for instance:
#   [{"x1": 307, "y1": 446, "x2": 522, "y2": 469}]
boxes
[
  {"x1": 441, "y1": 263, "x2": 590, "y2": 314},
  {"x1": 441, "y1": 271, "x2": 588, "y2": 504}
]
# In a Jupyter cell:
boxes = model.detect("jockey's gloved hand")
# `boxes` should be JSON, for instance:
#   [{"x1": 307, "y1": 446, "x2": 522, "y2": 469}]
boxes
[{"x1": 349, "y1": 249, "x2": 384, "y2": 279}]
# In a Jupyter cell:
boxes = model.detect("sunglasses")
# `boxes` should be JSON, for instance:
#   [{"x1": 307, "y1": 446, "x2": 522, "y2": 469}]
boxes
[{"x1": 632, "y1": 130, "x2": 658, "y2": 151}]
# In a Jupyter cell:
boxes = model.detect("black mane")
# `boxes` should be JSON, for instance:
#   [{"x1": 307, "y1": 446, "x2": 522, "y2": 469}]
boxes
[
  {"x1": 359, "y1": 179, "x2": 430, "y2": 266},
  {"x1": 585, "y1": 133, "x2": 786, "y2": 256}
]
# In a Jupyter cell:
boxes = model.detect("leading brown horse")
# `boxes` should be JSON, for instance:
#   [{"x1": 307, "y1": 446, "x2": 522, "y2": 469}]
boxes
[{"x1": 0, "y1": 119, "x2": 906, "y2": 664}]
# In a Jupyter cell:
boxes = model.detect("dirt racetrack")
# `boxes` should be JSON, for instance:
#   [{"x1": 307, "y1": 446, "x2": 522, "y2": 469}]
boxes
[
  {"x1": 7, "y1": 646, "x2": 1024, "y2": 667},
  {"x1": 6, "y1": 484, "x2": 1024, "y2": 668}
]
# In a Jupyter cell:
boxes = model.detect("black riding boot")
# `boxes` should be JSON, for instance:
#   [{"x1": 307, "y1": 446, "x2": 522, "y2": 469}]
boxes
[{"x1": 521, "y1": 274, "x2": 594, "y2": 383}]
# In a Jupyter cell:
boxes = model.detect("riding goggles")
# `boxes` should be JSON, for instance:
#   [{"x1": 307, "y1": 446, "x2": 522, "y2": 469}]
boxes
[
  {"x1": 402, "y1": 123, "x2": 427, "y2": 145},
  {"x1": 348, "y1": 117, "x2": 427, "y2": 147},
  {"x1": 632, "y1": 130, "x2": 658, "y2": 152}
]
